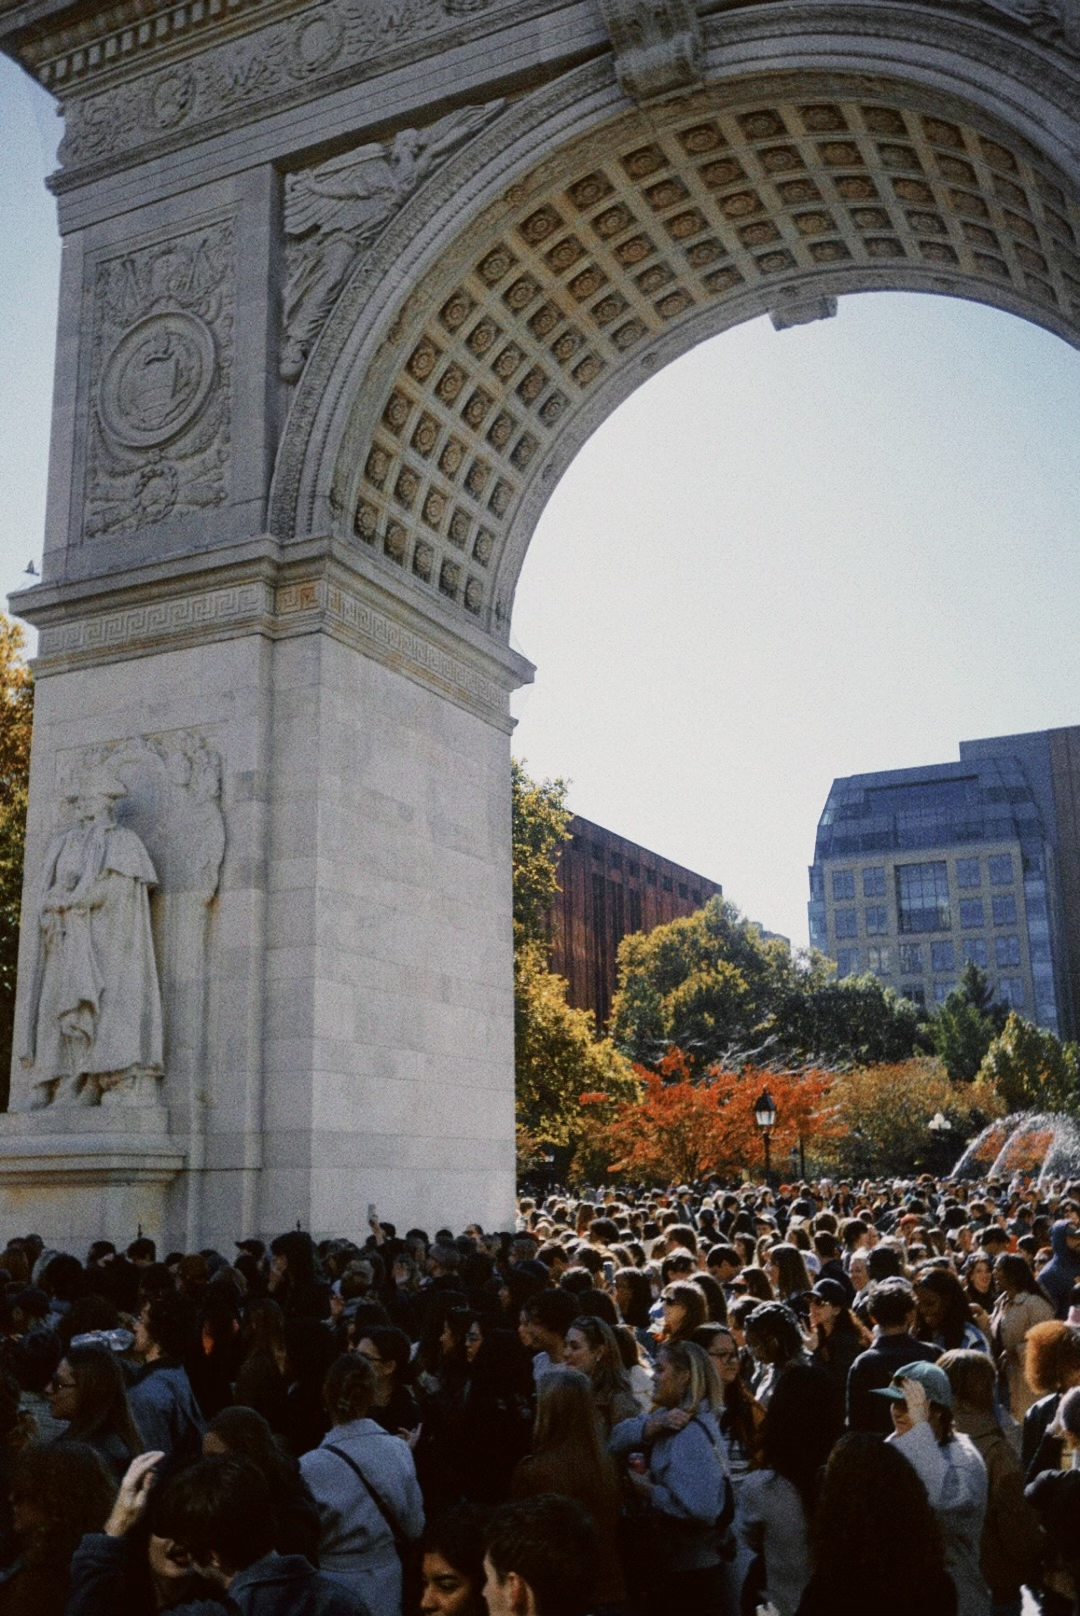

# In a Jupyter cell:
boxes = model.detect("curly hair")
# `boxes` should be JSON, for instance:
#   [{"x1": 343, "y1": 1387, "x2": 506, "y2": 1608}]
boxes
[{"x1": 1025, "y1": 1321, "x2": 1080, "y2": 1397}]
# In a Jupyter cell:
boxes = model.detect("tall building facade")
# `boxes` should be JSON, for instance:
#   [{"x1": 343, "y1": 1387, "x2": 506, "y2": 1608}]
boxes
[
  {"x1": 808, "y1": 727, "x2": 1080, "y2": 1037},
  {"x1": 548, "y1": 816, "x2": 723, "y2": 1030}
]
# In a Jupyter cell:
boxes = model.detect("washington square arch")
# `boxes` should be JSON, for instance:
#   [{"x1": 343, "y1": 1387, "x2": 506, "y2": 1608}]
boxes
[{"x1": 1, "y1": 0, "x2": 1080, "y2": 1249}]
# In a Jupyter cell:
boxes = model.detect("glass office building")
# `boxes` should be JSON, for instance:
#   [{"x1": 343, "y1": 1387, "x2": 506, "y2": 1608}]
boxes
[{"x1": 807, "y1": 731, "x2": 1080, "y2": 1036}]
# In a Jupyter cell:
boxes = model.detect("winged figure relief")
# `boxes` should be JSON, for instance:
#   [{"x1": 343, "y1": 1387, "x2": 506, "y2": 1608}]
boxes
[{"x1": 281, "y1": 101, "x2": 504, "y2": 380}]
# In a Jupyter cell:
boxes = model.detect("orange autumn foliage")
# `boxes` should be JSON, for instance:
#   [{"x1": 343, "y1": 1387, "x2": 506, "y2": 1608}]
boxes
[{"x1": 577, "y1": 1049, "x2": 838, "y2": 1183}]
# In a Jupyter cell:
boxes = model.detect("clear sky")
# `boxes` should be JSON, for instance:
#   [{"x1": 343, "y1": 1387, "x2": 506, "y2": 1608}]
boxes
[{"x1": 4, "y1": 58, "x2": 1080, "y2": 949}]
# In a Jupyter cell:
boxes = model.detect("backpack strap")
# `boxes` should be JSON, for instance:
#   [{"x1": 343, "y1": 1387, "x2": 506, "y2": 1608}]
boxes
[{"x1": 325, "y1": 1444, "x2": 404, "y2": 1550}]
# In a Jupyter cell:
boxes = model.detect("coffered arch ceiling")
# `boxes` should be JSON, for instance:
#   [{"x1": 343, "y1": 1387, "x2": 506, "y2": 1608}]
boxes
[{"x1": 291, "y1": 76, "x2": 1080, "y2": 643}]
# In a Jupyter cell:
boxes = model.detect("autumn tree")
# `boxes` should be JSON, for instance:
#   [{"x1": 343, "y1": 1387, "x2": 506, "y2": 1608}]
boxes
[
  {"x1": 515, "y1": 939, "x2": 639, "y2": 1165},
  {"x1": 817, "y1": 1057, "x2": 1003, "y2": 1178},
  {"x1": 576, "y1": 1051, "x2": 837, "y2": 1183},
  {"x1": 511, "y1": 761, "x2": 636, "y2": 1167},
  {"x1": 0, "y1": 616, "x2": 32, "y2": 1098},
  {"x1": 977, "y1": 1012, "x2": 1080, "y2": 1116}
]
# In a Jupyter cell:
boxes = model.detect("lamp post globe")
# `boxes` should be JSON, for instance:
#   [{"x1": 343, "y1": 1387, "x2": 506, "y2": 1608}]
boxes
[{"x1": 753, "y1": 1087, "x2": 777, "y2": 1186}]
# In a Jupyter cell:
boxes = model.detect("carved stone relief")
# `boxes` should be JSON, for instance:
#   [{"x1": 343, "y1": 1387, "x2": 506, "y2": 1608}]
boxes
[
  {"x1": 84, "y1": 220, "x2": 234, "y2": 540},
  {"x1": 13, "y1": 732, "x2": 226, "y2": 1115},
  {"x1": 598, "y1": 0, "x2": 703, "y2": 104},
  {"x1": 281, "y1": 102, "x2": 504, "y2": 380},
  {"x1": 55, "y1": 0, "x2": 508, "y2": 177}
]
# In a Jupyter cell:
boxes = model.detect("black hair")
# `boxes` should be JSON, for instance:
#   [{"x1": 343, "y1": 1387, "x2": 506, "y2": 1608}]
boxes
[
  {"x1": 484, "y1": 1494, "x2": 596, "y2": 1616},
  {"x1": 153, "y1": 1455, "x2": 275, "y2": 1573},
  {"x1": 142, "y1": 1291, "x2": 196, "y2": 1360}
]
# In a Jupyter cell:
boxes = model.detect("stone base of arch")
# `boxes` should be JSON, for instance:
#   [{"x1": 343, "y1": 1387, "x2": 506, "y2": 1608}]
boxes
[{"x1": 7, "y1": 541, "x2": 528, "y2": 1250}]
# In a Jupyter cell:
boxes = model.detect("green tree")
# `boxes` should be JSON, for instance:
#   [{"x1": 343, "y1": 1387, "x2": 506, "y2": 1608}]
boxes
[
  {"x1": 514, "y1": 939, "x2": 639, "y2": 1160},
  {"x1": 611, "y1": 896, "x2": 806, "y2": 1069},
  {"x1": 977, "y1": 1012, "x2": 1080, "y2": 1115},
  {"x1": 0, "y1": 616, "x2": 32, "y2": 1102},
  {"x1": 611, "y1": 895, "x2": 924, "y2": 1070},
  {"x1": 929, "y1": 963, "x2": 1005, "y2": 1082},
  {"x1": 511, "y1": 758, "x2": 570, "y2": 948},
  {"x1": 767, "y1": 973, "x2": 925, "y2": 1066}
]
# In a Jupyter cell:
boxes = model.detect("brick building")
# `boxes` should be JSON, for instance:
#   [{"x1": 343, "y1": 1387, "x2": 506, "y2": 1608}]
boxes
[{"x1": 547, "y1": 814, "x2": 723, "y2": 1030}]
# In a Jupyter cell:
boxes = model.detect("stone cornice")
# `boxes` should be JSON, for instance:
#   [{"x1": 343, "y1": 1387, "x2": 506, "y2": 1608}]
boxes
[{"x1": 10, "y1": 536, "x2": 533, "y2": 730}]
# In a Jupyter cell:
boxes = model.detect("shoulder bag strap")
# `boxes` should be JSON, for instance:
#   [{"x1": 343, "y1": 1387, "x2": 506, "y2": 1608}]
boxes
[{"x1": 325, "y1": 1443, "x2": 404, "y2": 1549}]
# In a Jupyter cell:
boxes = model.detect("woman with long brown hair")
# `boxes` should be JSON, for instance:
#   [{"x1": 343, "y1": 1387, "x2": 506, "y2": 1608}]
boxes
[
  {"x1": 990, "y1": 1253, "x2": 1054, "y2": 1420},
  {"x1": 511, "y1": 1365, "x2": 626, "y2": 1610},
  {"x1": 562, "y1": 1316, "x2": 639, "y2": 1439},
  {"x1": 234, "y1": 1297, "x2": 292, "y2": 1438},
  {"x1": 2, "y1": 1441, "x2": 115, "y2": 1614},
  {"x1": 47, "y1": 1342, "x2": 143, "y2": 1481},
  {"x1": 692, "y1": 1322, "x2": 764, "y2": 1477}
]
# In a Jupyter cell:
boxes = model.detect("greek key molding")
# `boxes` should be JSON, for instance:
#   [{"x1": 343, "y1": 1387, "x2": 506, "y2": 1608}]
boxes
[
  {"x1": 274, "y1": 574, "x2": 514, "y2": 727},
  {"x1": 35, "y1": 580, "x2": 273, "y2": 663},
  {"x1": 24, "y1": 549, "x2": 526, "y2": 730}
]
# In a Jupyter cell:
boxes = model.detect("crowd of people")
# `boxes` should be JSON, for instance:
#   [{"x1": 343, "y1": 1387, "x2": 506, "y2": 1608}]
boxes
[{"x1": 0, "y1": 1172, "x2": 1077, "y2": 1615}]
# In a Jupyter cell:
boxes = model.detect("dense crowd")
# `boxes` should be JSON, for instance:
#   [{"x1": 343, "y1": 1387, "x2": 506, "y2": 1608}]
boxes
[{"x1": 0, "y1": 1174, "x2": 1077, "y2": 1615}]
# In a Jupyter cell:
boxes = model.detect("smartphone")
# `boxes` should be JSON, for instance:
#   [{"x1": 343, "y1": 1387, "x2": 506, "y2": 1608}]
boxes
[
  {"x1": 368, "y1": 1202, "x2": 378, "y2": 1222},
  {"x1": 603, "y1": 1259, "x2": 615, "y2": 1286}
]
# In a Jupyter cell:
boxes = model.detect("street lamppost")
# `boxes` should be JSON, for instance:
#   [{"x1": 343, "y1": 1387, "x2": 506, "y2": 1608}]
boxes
[{"x1": 754, "y1": 1088, "x2": 777, "y2": 1187}]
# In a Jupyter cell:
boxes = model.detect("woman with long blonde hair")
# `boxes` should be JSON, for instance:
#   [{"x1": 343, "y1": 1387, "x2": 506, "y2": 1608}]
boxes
[{"x1": 610, "y1": 1340, "x2": 732, "y2": 1616}]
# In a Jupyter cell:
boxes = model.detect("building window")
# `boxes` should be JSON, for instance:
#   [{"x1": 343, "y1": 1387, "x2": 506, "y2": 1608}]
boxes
[
  {"x1": 809, "y1": 914, "x2": 827, "y2": 948},
  {"x1": 591, "y1": 841, "x2": 604, "y2": 860},
  {"x1": 931, "y1": 940, "x2": 955, "y2": 972},
  {"x1": 833, "y1": 869, "x2": 855, "y2": 900},
  {"x1": 956, "y1": 858, "x2": 981, "y2": 888},
  {"x1": 988, "y1": 854, "x2": 1014, "y2": 885},
  {"x1": 646, "y1": 868, "x2": 656, "y2": 887},
  {"x1": 995, "y1": 934, "x2": 1021, "y2": 968},
  {"x1": 863, "y1": 867, "x2": 886, "y2": 897},
  {"x1": 896, "y1": 861, "x2": 951, "y2": 932},
  {"x1": 610, "y1": 851, "x2": 623, "y2": 869},
  {"x1": 992, "y1": 895, "x2": 1017, "y2": 926},
  {"x1": 836, "y1": 949, "x2": 860, "y2": 978},
  {"x1": 662, "y1": 875, "x2": 672, "y2": 893},
  {"x1": 865, "y1": 906, "x2": 888, "y2": 935},
  {"x1": 809, "y1": 868, "x2": 824, "y2": 899},
  {"x1": 692, "y1": 890, "x2": 702, "y2": 905},
  {"x1": 834, "y1": 909, "x2": 858, "y2": 939},
  {"x1": 902, "y1": 983, "x2": 926, "y2": 1007},
  {"x1": 999, "y1": 977, "x2": 1025, "y2": 1008},
  {"x1": 964, "y1": 937, "x2": 988, "y2": 967},
  {"x1": 933, "y1": 980, "x2": 957, "y2": 1004},
  {"x1": 899, "y1": 943, "x2": 923, "y2": 974},
  {"x1": 868, "y1": 945, "x2": 891, "y2": 975},
  {"x1": 629, "y1": 890, "x2": 642, "y2": 932},
  {"x1": 959, "y1": 899, "x2": 985, "y2": 929},
  {"x1": 628, "y1": 861, "x2": 639, "y2": 878},
  {"x1": 678, "y1": 882, "x2": 688, "y2": 899}
]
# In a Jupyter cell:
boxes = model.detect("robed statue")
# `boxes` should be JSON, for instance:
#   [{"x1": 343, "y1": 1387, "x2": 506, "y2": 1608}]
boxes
[{"x1": 17, "y1": 770, "x2": 164, "y2": 1109}]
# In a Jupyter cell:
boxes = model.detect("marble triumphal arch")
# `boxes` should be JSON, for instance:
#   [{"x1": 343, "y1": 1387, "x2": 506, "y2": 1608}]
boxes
[{"x1": 3, "y1": 0, "x2": 1080, "y2": 1247}]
